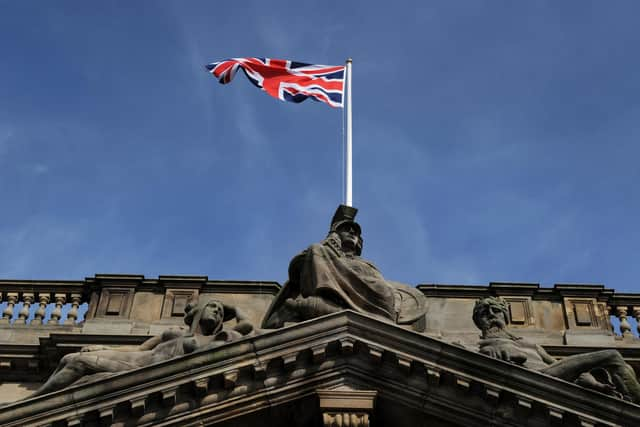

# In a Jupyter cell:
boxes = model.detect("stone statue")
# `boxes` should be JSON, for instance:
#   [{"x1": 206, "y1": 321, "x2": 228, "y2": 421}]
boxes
[
  {"x1": 30, "y1": 298, "x2": 254, "y2": 397},
  {"x1": 473, "y1": 297, "x2": 640, "y2": 403},
  {"x1": 262, "y1": 205, "x2": 427, "y2": 329}
]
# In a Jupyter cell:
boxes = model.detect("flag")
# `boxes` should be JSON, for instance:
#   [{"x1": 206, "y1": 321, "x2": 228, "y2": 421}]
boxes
[{"x1": 205, "y1": 58, "x2": 345, "y2": 108}]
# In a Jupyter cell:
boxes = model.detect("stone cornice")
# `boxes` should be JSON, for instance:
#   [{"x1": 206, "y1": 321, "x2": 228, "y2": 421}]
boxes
[
  {"x1": 0, "y1": 275, "x2": 281, "y2": 294},
  {"x1": 1, "y1": 311, "x2": 638, "y2": 426},
  {"x1": 546, "y1": 345, "x2": 640, "y2": 359},
  {"x1": 0, "y1": 280, "x2": 88, "y2": 295},
  {"x1": 418, "y1": 282, "x2": 622, "y2": 302}
]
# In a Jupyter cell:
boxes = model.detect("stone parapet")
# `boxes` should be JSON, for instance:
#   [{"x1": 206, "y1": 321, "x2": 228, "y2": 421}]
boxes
[
  {"x1": 0, "y1": 274, "x2": 280, "y2": 339},
  {"x1": 418, "y1": 282, "x2": 640, "y2": 347}
]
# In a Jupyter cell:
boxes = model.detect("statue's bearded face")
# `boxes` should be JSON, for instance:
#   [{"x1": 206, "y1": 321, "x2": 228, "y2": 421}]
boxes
[{"x1": 473, "y1": 299, "x2": 508, "y2": 332}]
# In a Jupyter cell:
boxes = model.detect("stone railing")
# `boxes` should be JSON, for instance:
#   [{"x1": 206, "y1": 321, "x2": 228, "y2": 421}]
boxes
[
  {"x1": 0, "y1": 280, "x2": 88, "y2": 326},
  {"x1": 606, "y1": 293, "x2": 640, "y2": 338}
]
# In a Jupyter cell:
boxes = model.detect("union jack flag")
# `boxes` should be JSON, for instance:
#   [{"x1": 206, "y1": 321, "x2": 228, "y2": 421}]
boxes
[{"x1": 205, "y1": 58, "x2": 345, "y2": 108}]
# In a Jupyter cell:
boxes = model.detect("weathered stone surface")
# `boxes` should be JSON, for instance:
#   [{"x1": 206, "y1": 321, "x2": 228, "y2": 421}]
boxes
[
  {"x1": 0, "y1": 382, "x2": 40, "y2": 403},
  {"x1": 564, "y1": 329, "x2": 618, "y2": 346},
  {"x1": 130, "y1": 291, "x2": 165, "y2": 323},
  {"x1": 1, "y1": 311, "x2": 638, "y2": 427},
  {"x1": 82, "y1": 319, "x2": 136, "y2": 335},
  {"x1": 1, "y1": 269, "x2": 640, "y2": 424},
  {"x1": 423, "y1": 298, "x2": 478, "y2": 334}
]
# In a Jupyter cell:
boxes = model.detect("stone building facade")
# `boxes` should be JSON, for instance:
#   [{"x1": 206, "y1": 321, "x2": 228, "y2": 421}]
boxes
[{"x1": 0, "y1": 275, "x2": 639, "y2": 426}]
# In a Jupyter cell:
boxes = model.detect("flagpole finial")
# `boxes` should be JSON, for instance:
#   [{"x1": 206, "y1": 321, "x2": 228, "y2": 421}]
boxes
[{"x1": 346, "y1": 58, "x2": 352, "y2": 63}]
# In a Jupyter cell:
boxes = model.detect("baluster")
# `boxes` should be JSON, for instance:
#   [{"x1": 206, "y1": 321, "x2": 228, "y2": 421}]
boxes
[
  {"x1": 0, "y1": 293, "x2": 18, "y2": 324},
  {"x1": 17, "y1": 293, "x2": 34, "y2": 324},
  {"x1": 50, "y1": 294, "x2": 66, "y2": 324},
  {"x1": 64, "y1": 294, "x2": 82, "y2": 325},
  {"x1": 607, "y1": 305, "x2": 615, "y2": 333},
  {"x1": 31, "y1": 294, "x2": 50, "y2": 325},
  {"x1": 617, "y1": 306, "x2": 632, "y2": 336},
  {"x1": 634, "y1": 306, "x2": 640, "y2": 337}
]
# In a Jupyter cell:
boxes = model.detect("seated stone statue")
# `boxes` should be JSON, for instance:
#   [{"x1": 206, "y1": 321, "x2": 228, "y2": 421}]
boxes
[
  {"x1": 262, "y1": 205, "x2": 427, "y2": 329},
  {"x1": 30, "y1": 298, "x2": 254, "y2": 397},
  {"x1": 473, "y1": 297, "x2": 640, "y2": 403}
]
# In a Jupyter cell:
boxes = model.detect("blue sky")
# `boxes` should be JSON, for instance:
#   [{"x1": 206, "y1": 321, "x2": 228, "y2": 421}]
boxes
[{"x1": 1, "y1": 1, "x2": 639, "y2": 292}]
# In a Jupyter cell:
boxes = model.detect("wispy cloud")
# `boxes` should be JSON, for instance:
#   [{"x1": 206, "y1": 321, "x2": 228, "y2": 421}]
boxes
[
  {"x1": 30, "y1": 163, "x2": 49, "y2": 175},
  {"x1": 0, "y1": 216, "x2": 88, "y2": 278},
  {"x1": 256, "y1": 15, "x2": 294, "y2": 54},
  {"x1": 164, "y1": 3, "x2": 219, "y2": 140},
  {"x1": 234, "y1": 100, "x2": 277, "y2": 170},
  {"x1": 0, "y1": 127, "x2": 13, "y2": 160}
]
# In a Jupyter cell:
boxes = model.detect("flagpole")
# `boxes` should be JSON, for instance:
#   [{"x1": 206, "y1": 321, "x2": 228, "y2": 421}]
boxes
[{"x1": 345, "y1": 58, "x2": 353, "y2": 207}]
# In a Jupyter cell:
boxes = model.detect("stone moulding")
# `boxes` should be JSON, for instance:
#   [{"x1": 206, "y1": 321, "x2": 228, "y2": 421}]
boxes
[
  {"x1": 1, "y1": 311, "x2": 639, "y2": 426},
  {"x1": 317, "y1": 389, "x2": 377, "y2": 427}
]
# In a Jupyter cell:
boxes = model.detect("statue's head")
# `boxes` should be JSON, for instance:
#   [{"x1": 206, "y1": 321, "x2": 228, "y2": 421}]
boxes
[
  {"x1": 329, "y1": 205, "x2": 363, "y2": 255},
  {"x1": 184, "y1": 298, "x2": 231, "y2": 336},
  {"x1": 473, "y1": 297, "x2": 509, "y2": 332}
]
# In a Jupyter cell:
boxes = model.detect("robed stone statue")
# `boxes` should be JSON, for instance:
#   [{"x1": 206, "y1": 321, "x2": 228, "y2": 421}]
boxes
[
  {"x1": 29, "y1": 298, "x2": 254, "y2": 397},
  {"x1": 262, "y1": 205, "x2": 427, "y2": 329},
  {"x1": 473, "y1": 297, "x2": 640, "y2": 403}
]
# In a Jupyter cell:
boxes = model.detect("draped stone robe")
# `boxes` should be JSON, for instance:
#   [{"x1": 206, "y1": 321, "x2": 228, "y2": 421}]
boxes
[
  {"x1": 295, "y1": 242, "x2": 397, "y2": 321},
  {"x1": 262, "y1": 235, "x2": 431, "y2": 329}
]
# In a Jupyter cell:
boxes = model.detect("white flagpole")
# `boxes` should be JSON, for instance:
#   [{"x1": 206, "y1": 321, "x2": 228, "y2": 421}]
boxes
[{"x1": 345, "y1": 58, "x2": 353, "y2": 207}]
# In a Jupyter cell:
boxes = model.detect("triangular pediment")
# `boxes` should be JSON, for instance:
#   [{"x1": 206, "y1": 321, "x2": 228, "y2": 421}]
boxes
[{"x1": 2, "y1": 311, "x2": 639, "y2": 426}]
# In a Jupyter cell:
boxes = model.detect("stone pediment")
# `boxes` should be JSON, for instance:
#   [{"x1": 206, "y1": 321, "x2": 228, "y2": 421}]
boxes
[{"x1": 1, "y1": 311, "x2": 639, "y2": 427}]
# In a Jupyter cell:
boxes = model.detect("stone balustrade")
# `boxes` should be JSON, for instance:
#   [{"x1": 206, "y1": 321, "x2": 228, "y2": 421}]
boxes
[
  {"x1": 607, "y1": 293, "x2": 640, "y2": 338},
  {"x1": 0, "y1": 280, "x2": 88, "y2": 326},
  {"x1": 1, "y1": 277, "x2": 640, "y2": 343}
]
